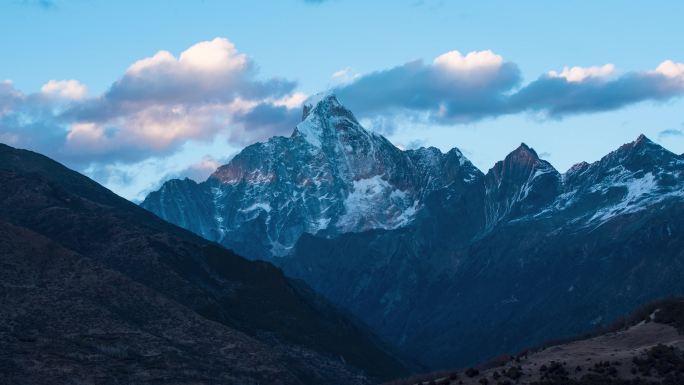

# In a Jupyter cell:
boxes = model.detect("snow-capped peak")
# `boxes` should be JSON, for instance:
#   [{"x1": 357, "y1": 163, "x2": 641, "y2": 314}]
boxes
[
  {"x1": 302, "y1": 91, "x2": 340, "y2": 120},
  {"x1": 304, "y1": 90, "x2": 337, "y2": 107},
  {"x1": 292, "y1": 92, "x2": 367, "y2": 148},
  {"x1": 615, "y1": 134, "x2": 660, "y2": 154}
]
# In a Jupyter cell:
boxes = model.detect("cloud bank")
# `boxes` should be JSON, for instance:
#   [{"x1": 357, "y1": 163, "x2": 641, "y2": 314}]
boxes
[
  {"x1": 1, "y1": 38, "x2": 301, "y2": 166},
  {"x1": 336, "y1": 50, "x2": 521, "y2": 123},
  {"x1": 335, "y1": 52, "x2": 684, "y2": 123}
]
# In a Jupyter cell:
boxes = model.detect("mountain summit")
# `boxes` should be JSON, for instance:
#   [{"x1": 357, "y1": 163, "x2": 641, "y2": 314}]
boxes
[{"x1": 485, "y1": 143, "x2": 561, "y2": 226}]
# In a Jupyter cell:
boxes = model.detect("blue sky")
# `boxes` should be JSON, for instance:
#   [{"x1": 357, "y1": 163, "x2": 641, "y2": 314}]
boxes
[{"x1": 1, "y1": 0, "x2": 684, "y2": 200}]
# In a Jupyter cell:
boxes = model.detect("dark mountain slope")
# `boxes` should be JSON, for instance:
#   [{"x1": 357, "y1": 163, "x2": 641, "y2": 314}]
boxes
[
  {"x1": 0, "y1": 143, "x2": 407, "y2": 384},
  {"x1": 0, "y1": 220, "x2": 314, "y2": 385}
]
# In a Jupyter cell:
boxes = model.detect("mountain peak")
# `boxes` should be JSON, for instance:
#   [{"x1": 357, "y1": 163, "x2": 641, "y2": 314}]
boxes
[
  {"x1": 293, "y1": 91, "x2": 364, "y2": 148},
  {"x1": 302, "y1": 91, "x2": 341, "y2": 120},
  {"x1": 628, "y1": 134, "x2": 658, "y2": 151},
  {"x1": 635, "y1": 133, "x2": 651, "y2": 144},
  {"x1": 509, "y1": 142, "x2": 540, "y2": 162},
  {"x1": 487, "y1": 142, "x2": 557, "y2": 188},
  {"x1": 615, "y1": 133, "x2": 664, "y2": 156}
]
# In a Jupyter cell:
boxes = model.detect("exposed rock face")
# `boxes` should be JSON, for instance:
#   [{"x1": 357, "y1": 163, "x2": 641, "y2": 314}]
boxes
[
  {"x1": 142, "y1": 93, "x2": 480, "y2": 259},
  {"x1": 484, "y1": 143, "x2": 561, "y2": 227},
  {"x1": 0, "y1": 143, "x2": 407, "y2": 384},
  {"x1": 141, "y1": 95, "x2": 684, "y2": 371}
]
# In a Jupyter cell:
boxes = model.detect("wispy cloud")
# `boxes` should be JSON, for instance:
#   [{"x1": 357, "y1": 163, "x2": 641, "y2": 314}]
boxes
[
  {"x1": 658, "y1": 128, "x2": 684, "y2": 139},
  {"x1": 330, "y1": 67, "x2": 361, "y2": 85}
]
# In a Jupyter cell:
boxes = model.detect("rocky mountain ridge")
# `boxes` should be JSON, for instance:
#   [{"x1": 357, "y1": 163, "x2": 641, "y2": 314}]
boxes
[{"x1": 143, "y1": 95, "x2": 684, "y2": 261}]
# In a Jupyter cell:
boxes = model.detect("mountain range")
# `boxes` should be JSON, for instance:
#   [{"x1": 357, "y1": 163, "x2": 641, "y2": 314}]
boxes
[
  {"x1": 142, "y1": 93, "x2": 481, "y2": 259},
  {"x1": 0, "y1": 143, "x2": 406, "y2": 384},
  {"x1": 142, "y1": 93, "x2": 684, "y2": 371}
]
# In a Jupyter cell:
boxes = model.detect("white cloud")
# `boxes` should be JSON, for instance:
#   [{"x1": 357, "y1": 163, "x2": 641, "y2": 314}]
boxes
[
  {"x1": 52, "y1": 37, "x2": 300, "y2": 162},
  {"x1": 273, "y1": 92, "x2": 308, "y2": 109},
  {"x1": 0, "y1": 80, "x2": 24, "y2": 116},
  {"x1": 656, "y1": 60, "x2": 684, "y2": 82},
  {"x1": 126, "y1": 38, "x2": 248, "y2": 77},
  {"x1": 433, "y1": 50, "x2": 504, "y2": 73},
  {"x1": 64, "y1": 103, "x2": 250, "y2": 160},
  {"x1": 178, "y1": 38, "x2": 248, "y2": 72},
  {"x1": 126, "y1": 50, "x2": 176, "y2": 75},
  {"x1": 547, "y1": 64, "x2": 615, "y2": 82},
  {"x1": 81, "y1": 135, "x2": 238, "y2": 201},
  {"x1": 331, "y1": 67, "x2": 361, "y2": 85},
  {"x1": 66, "y1": 122, "x2": 104, "y2": 144},
  {"x1": 335, "y1": 49, "x2": 519, "y2": 122},
  {"x1": 41, "y1": 79, "x2": 88, "y2": 100},
  {"x1": 179, "y1": 156, "x2": 223, "y2": 181}
]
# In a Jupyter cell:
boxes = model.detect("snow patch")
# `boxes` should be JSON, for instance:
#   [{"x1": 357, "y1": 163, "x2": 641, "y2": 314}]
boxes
[
  {"x1": 394, "y1": 200, "x2": 419, "y2": 227},
  {"x1": 337, "y1": 175, "x2": 418, "y2": 231},
  {"x1": 586, "y1": 172, "x2": 684, "y2": 224},
  {"x1": 240, "y1": 202, "x2": 272, "y2": 213},
  {"x1": 269, "y1": 240, "x2": 292, "y2": 257},
  {"x1": 294, "y1": 118, "x2": 323, "y2": 148},
  {"x1": 211, "y1": 187, "x2": 227, "y2": 241},
  {"x1": 303, "y1": 90, "x2": 335, "y2": 109},
  {"x1": 311, "y1": 217, "x2": 331, "y2": 232}
]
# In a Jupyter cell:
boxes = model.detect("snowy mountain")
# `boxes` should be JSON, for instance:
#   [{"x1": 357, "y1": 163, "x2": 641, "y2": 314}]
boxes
[
  {"x1": 143, "y1": 94, "x2": 684, "y2": 261},
  {"x1": 142, "y1": 93, "x2": 684, "y2": 371},
  {"x1": 552, "y1": 134, "x2": 684, "y2": 224},
  {"x1": 142, "y1": 93, "x2": 480, "y2": 259}
]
